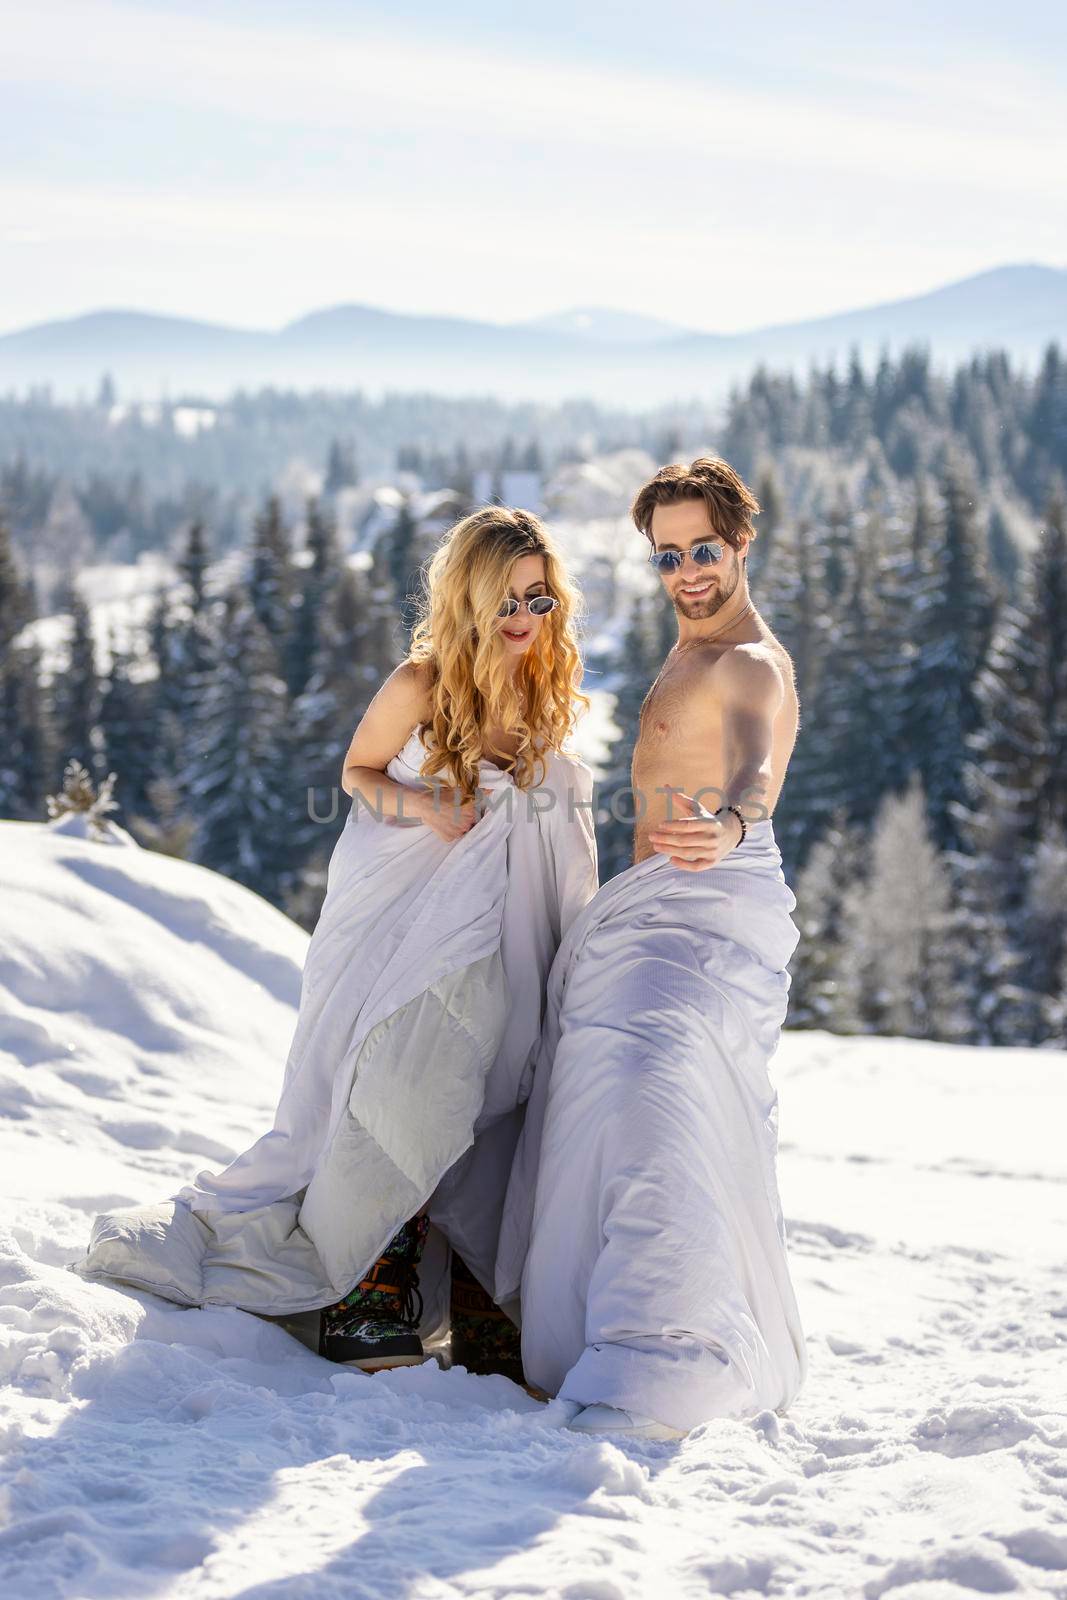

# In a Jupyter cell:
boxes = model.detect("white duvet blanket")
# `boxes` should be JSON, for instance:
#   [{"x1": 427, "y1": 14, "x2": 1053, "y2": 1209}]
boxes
[
  {"x1": 70, "y1": 730, "x2": 598, "y2": 1331},
  {"x1": 495, "y1": 817, "x2": 807, "y2": 1433}
]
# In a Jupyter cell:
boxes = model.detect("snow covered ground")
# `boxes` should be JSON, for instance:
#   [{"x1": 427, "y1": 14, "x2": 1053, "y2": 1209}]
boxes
[{"x1": 2, "y1": 819, "x2": 1065, "y2": 1599}]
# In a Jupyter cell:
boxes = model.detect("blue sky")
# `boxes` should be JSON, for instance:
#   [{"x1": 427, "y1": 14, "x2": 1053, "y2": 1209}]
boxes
[{"x1": 2, "y1": 0, "x2": 1064, "y2": 336}]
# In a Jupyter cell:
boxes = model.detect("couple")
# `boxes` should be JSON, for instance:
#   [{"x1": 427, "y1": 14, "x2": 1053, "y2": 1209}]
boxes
[{"x1": 71, "y1": 453, "x2": 807, "y2": 1443}]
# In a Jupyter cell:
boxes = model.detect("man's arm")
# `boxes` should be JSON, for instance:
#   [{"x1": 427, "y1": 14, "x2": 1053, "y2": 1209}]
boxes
[{"x1": 711, "y1": 643, "x2": 783, "y2": 824}]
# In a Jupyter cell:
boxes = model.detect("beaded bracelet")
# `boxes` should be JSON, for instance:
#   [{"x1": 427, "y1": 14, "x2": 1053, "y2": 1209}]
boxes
[{"x1": 717, "y1": 804, "x2": 747, "y2": 844}]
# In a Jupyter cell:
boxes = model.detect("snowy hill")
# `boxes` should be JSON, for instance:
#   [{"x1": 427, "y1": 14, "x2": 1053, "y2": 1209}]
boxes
[
  {"x1": 519, "y1": 307, "x2": 690, "y2": 343},
  {"x1": 1, "y1": 820, "x2": 1065, "y2": 1597},
  {"x1": 2, "y1": 263, "x2": 1063, "y2": 405}
]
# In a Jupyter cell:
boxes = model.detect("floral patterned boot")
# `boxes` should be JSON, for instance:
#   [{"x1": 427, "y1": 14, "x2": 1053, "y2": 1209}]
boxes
[{"x1": 319, "y1": 1212, "x2": 430, "y2": 1371}]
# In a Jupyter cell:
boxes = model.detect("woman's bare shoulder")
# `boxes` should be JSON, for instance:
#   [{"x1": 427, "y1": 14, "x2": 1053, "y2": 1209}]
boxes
[{"x1": 390, "y1": 657, "x2": 436, "y2": 718}]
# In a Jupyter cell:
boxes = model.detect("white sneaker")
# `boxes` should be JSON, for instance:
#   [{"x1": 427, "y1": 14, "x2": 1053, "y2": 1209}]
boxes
[
  {"x1": 565, "y1": 1403, "x2": 686, "y2": 1441},
  {"x1": 553, "y1": 1399, "x2": 585, "y2": 1422}
]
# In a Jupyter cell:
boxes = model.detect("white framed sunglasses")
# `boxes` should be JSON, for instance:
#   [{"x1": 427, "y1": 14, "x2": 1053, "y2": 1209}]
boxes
[
  {"x1": 496, "y1": 594, "x2": 560, "y2": 619},
  {"x1": 648, "y1": 540, "x2": 726, "y2": 574}
]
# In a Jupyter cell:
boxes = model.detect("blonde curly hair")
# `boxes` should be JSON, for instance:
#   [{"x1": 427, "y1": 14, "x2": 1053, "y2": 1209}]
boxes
[{"x1": 407, "y1": 506, "x2": 589, "y2": 801}]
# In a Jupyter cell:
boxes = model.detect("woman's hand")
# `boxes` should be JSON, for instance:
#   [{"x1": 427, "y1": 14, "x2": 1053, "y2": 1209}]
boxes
[{"x1": 411, "y1": 784, "x2": 479, "y2": 842}]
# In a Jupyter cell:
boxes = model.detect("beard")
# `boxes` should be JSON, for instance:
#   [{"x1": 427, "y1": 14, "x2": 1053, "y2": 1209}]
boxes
[{"x1": 671, "y1": 559, "x2": 741, "y2": 620}]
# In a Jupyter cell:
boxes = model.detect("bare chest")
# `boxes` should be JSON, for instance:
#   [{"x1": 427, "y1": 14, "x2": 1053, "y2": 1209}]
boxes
[
  {"x1": 635, "y1": 653, "x2": 720, "y2": 753},
  {"x1": 482, "y1": 723, "x2": 523, "y2": 764}
]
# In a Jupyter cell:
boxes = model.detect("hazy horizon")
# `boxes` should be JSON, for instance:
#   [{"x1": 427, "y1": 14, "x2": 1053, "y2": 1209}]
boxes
[{"x1": 6, "y1": 260, "x2": 1066, "y2": 345}]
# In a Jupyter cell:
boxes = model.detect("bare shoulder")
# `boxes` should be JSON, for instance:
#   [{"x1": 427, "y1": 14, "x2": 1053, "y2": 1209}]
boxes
[
  {"x1": 407, "y1": 656, "x2": 437, "y2": 692},
  {"x1": 345, "y1": 657, "x2": 436, "y2": 773},
  {"x1": 385, "y1": 657, "x2": 436, "y2": 719},
  {"x1": 707, "y1": 639, "x2": 788, "y2": 698}
]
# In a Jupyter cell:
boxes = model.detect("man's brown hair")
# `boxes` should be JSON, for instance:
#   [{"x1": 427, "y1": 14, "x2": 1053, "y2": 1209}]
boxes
[{"x1": 631, "y1": 455, "x2": 760, "y2": 559}]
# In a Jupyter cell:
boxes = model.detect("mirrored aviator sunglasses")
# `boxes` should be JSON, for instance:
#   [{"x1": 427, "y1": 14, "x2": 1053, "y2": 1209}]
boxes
[
  {"x1": 496, "y1": 595, "x2": 560, "y2": 619},
  {"x1": 648, "y1": 540, "x2": 726, "y2": 574}
]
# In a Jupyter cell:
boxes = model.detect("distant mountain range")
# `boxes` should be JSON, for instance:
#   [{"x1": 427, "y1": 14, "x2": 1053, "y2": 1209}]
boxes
[{"x1": 0, "y1": 264, "x2": 1062, "y2": 407}]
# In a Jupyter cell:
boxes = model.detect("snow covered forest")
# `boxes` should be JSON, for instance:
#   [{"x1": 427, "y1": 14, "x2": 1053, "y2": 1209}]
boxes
[{"x1": 2, "y1": 342, "x2": 1066, "y2": 1048}]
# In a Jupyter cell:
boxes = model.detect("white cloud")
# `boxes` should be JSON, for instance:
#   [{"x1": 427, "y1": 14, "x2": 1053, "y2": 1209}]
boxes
[{"x1": 4, "y1": 0, "x2": 1063, "y2": 194}]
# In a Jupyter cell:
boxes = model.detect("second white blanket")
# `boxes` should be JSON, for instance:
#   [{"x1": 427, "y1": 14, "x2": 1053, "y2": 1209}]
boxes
[{"x1": 495, "y1": 817, "x2": 807, "y2": 1433}]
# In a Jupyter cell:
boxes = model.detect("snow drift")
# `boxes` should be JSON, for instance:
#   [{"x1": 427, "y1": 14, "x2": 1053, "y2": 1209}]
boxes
[{"x1": 1, "y1": 818, "x2": 1065, "y2": 1598}]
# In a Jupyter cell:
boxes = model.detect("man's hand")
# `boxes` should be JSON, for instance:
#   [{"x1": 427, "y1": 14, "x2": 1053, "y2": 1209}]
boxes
[{"x1": 647, "y1": 790, "x2": 742, "y2": 871}]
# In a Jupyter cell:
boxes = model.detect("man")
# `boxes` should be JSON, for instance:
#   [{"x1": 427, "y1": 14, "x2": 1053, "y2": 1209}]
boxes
[{"x1": 495, "y1": 455, "x2": 807, "y2": 1440}]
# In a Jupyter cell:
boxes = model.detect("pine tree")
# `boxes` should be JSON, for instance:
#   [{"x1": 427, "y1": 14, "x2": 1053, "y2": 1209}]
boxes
[
  {"x1": 760, "y1": 519, "x2": 825, "y2": 719},
  {"x1": 164, "y1": 608, "x2": 218, "y2": 807},
  {"x1": 746, "y1": 464, "x2": 784, "y2": 588},
  {"x1": 953, "y1": 490, "x2": 1067, "y2": 1040},
  {"x1": 821, "y1": 486, "x2": 852, "y2": 608},
  {"x1": 341, "y1": 559, "x2": 400, "y2": 690},
  {"x1": 184, "y1": 593, "x2": 291, "y2": 900},
  {"x1": 98, "y1": 631, "x2": 155, "y2": 824},
  {"x1": 144, "y1": 587, "x2": 187, "y2": 790},
  {"x1": 956, "y1": 491, "x2": 1067, "y2": 860},
  {"x1": 903, "y1": 460, "x2": 996, "y2": 851},
  {"x1": 0, "y1": 515, "x2": 45, "y2": 818},
  {"x1": 385, "y1": 499, "x2": 423, "y2": 645},
  {"x1": 1020, "y1": 825, "x2": 1067, "y2": 1035},
  {"x1": 949, "y1": 847, "x2": 1034, "y2": 1045},
  {"x1": 1028, "y1": 490, "x2": 1067, "y2": 838},
  {"x1": 288, "y1": 559, "x2": 404, "y2": 889},
  {"x1": 843, "y1": 348, "x2": 872, "y2": 442},
  {"x1": 1026, "y1": 345, "x2": 1067, "y2": 498},
  {"x1": 871, "y1": 348, "x2": 895, "y2": 439},
  {"x1": 0, "y1": 512, "x2": 34, "y2": 651},
  {"x1": 596, "y1": 591, "x2": 676, "y2": 881},
  {"x1": 161, "y1": 528, "x2": 224, "y2": 821},
  {"x1": 796, "y1": 540, "x2": 893, "y2": 839},
  {"x1": 248, "y1": 494, "x2": 293, "y2": 661},
  {"x1": 0, "y1": 640, "x2": 51, "y2": 819},
  {"x1": 985, "y1": 505, "x2": 1020, "y2": 597},
  {"x1": 278, "y1": 497, "x2": 381, "y2": 917},
  {"x1": 836, "y1": 774, "x2": 967, "y2": 1040},
  {"x1": 867, "y1": 486, "x2": 923, "y2": 793},
  {"x1": 908, "y1": 477, "x2": 937, "y2": 568},
  {"x1": 760, "y1": 520, "x2": 832, "y2": 875},
  {"x1": 786, "y1": 806, "x2": 868, "y2": 1030},
  {"x1": 126, "y1": 776, "x2": 197, "y2": 860},
  {"x1": 285, "y1": 497, "x2": 340, "y2": 699},
  {"x1": 449, "y1": 443, "x2": 475, "y2": 505},
  {"x1": 51, "y1": 588, "x2": 100, "y2": 783},
  {"x1": 325, "y1": 439, "x2": 359, "y2": 495},
  {"x1": 179, "y1": 519, "x2": 210, "y2": 616},
  {"x1": 1038, "y1": 926, "x2": 1067, "y2": 1047}
]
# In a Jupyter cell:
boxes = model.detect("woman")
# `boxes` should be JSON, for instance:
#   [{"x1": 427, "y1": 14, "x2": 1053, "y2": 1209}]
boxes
[{"x1": 70, "y1": 506, "x2": 600, "y2": 1384}]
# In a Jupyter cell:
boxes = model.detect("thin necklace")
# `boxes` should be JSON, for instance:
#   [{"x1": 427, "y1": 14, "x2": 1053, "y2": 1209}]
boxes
[
  {"x1": 642, "y1": 600, "x2": 757, "y2": 710},
  {"x1": 670, "y1": 599, "x2": 755, "y2": 657}
]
